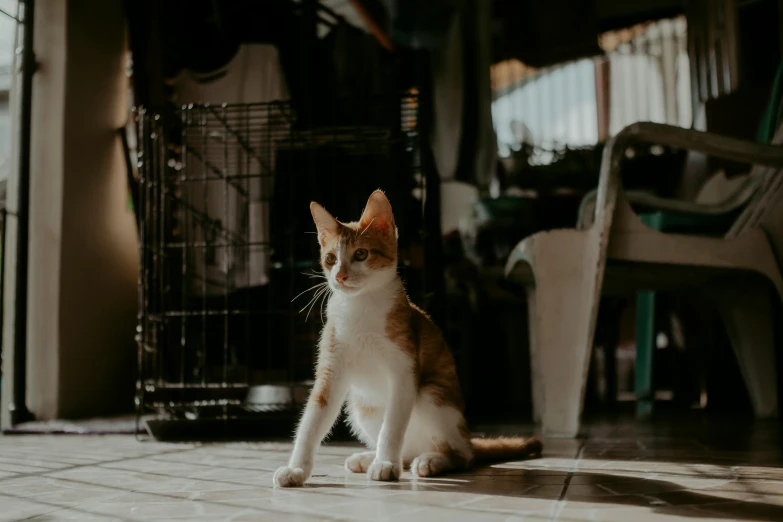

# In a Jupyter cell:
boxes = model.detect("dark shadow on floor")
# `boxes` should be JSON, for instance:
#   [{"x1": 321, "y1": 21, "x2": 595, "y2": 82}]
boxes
[{"x1": 408, "y1": 469, "x2": 783, "y2": 521}]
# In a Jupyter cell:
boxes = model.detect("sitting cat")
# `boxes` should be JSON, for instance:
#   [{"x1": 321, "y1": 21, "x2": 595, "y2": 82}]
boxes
[{"x1": 274, "y1": 190, "x2": 541, "y2": 487}]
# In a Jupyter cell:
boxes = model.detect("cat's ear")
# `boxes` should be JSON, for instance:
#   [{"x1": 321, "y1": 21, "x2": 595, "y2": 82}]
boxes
[
  {"x1": 310, "y1": 202, "x2": 339, "y2": 245},
  {"x1": 359, "y1": 190, "x2": 395, "y2": 237}
]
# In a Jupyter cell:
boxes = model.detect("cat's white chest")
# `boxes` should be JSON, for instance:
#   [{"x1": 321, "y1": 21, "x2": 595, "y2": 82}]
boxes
[
  {"x1": 328, "y1": 291, "x2": 394, "y2": 350},
  {"x1": 326, "y1": 288, "x2": 405, "y2": 404}
]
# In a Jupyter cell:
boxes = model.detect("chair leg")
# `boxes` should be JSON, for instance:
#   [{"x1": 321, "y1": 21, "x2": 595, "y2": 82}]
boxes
[
  {"x1": 526, "y1": 236, "x2": 603, "y2": 437},
  {"x1": 710, "y1": 278, "x2": 779, "y2": 418},
  {"x1": 635, "y1": 291, "x2": 656, "y2": 419},
  {"x1": 593, "y1": 297, "x2": 623, "y2": 410}
]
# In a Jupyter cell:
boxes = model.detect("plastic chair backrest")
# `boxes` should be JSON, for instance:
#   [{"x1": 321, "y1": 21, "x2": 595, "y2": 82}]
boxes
[{"x1": 727, "y1": 122, "x2": 783, "y2": 240}]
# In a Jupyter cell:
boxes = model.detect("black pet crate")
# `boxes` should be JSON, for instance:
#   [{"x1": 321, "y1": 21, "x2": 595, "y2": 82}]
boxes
[{"x1": 135, "y1": 96, "x2": 425, "y2": 440}]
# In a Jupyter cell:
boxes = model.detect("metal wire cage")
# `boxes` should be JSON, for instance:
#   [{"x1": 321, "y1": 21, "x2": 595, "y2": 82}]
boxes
[{"x1": 135, "y1": 96, "x2": 422, "y2": 438}]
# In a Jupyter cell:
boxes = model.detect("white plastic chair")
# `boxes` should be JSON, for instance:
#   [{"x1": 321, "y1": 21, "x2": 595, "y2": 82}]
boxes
[{"x1": 505, "y1": 122, "x2": 783, "y2": 437}]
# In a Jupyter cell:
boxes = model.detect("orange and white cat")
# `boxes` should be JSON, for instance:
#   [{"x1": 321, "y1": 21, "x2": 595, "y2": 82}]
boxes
[{"x1": 273, "y1": 190, "x2": 541, "y2": 487}]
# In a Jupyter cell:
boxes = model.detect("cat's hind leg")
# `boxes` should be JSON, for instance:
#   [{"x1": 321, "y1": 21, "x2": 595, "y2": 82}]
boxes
[
  {"x1": 410, "y1": 451, "x2": 465, "y2": 477},
  {"x1": 405, "y1": 392, "x2": 473, "y2": 478},
  {"x1": 345, "y1": 451, "x2": 375, "y2": 473}
]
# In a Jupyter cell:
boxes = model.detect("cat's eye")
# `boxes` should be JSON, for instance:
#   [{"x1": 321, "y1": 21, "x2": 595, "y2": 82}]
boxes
[
  {"x1": 354, "y1": 248, "x2": 368, "y2": 261},
  {"x1": 325, "y1": 253, "x2": 337, "y2": 265}
]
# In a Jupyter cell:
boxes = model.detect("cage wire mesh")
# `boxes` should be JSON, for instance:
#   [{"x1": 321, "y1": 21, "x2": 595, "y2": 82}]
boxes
[{"x1": 135, "y1": 96, "x2": 422, "y2": 435}]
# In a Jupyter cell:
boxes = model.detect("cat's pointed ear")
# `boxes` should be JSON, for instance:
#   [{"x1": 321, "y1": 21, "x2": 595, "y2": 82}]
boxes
[
  {"x1": 310, "y1": 202, "x2": 339, "y2": 244},
  {"x1": 359, "y1": 190, "x2": 395, "y2": 237}
]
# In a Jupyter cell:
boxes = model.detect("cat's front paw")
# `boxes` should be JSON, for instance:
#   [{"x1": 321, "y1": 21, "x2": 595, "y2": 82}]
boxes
[
  {"x1": 273, "y1": 466, "x2": 307, "y2": 488},
  {"x1": 366, "y1": 460, "x2": 401, "y2": 482}
]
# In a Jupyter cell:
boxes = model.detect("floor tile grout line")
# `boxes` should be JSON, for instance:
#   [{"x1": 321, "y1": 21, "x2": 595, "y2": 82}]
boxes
[
  {"x1": 0, "y1": 462, "x2": 60, "y2": 474},
  {"x1": 142, "y1": 455, "x2": 286, "y2": 473},
  {"x1": 0, "y1": 445, "x2": 204, "y2": 485},
  {"x1": 0, "y1": 452, "x2": 116, "y2": 470},
  {"x1": 76, "y1": 461, "x2": 541, "y2": 512},
  {"x1": 0, "y1": 475, "x2": 372, "y2": 522},
  {"x1": 0, "y1": 435, "x2": 162, "y2": 459},
  {"x1": 3, "y1": 488, "x2": 146, "y2": 522},
  {"x1": 16, "y1": 505, "x2": 76, "y2": 522},
  {"x1": 36, "y1": 462, "x2": 562, "y2": 520},
  {"x1": 0, "y1": 449, "x2": 116, "y2": 465},
  {"x1": 558, "y1": 441, "x2": 586, "y2": 500},
  {"x1": 0, "y1": 455, "x2": 100, "y2": 470},
  {"x1": 44, "y1": 462, "x2": 430, "y2": 503},
  {"x1": 552, "y1": 440, "x2": 586, "y2": 521}
]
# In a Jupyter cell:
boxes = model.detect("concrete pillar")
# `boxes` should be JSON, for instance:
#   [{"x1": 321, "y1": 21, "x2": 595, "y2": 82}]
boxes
[{"x1": 2, "y1": 0, "x2": 138, "y2": 423}]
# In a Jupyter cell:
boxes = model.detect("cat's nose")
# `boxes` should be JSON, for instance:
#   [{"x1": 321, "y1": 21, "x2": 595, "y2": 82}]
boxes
[{"x1": 336, "y1": 271, "x2": 349, "y2": 283}]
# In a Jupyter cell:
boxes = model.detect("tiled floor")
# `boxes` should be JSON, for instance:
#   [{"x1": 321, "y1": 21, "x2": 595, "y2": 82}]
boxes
[{"x1": 1, "y1": 419, "x2": 783, "y2": 521}]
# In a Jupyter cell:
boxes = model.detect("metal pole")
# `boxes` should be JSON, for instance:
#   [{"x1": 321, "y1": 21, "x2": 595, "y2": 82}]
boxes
[
  {"x1": 0, "y1": 210, "x2": 7, "y2": 393},
  {"x1": 10, "y1": 0, "x2": 35, "y2": 425}
]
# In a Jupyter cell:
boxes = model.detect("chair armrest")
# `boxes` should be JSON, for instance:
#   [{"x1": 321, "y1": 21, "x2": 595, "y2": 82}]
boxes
[
  {"x1": 591, "y1": 123, "x2": 783, "y2": 234},
  {"x1": 578, "y1": 180, "x2": 759, "y2": 229},
  {"x1": 608, "y1": 123, "x2": 783, "y2": 168},
  {"x1": 623, "y1": 189, "x2": 755, "y2": 216}
]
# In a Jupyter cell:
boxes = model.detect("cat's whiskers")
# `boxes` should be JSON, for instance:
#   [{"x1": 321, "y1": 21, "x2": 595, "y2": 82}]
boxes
[
  {"x1": 292, "y1": 272, "x2": 332, "y2": 321},
  {"x1": 319, "y1": 287, "x2": 332, "y2": 324},
  {"x1": 299, "y1": 284, "x2": 329, "y2": 313},
  {"x1": 304, "y1": 285, "x2": 330, "y2": 320},
  {"x1": 291, "y1": 282, "x2": 328, "y2": 303}
]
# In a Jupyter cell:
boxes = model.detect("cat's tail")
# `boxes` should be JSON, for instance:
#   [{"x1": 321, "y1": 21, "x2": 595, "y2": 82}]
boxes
[{"x1": 470, "y1": 436, "x2": 543, "y2": 465}]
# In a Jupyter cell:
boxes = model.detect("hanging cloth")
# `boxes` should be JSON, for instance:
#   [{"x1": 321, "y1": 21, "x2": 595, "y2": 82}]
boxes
[{"x1": 171, "y1": 44, "x2": 290, "y2": 293}]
